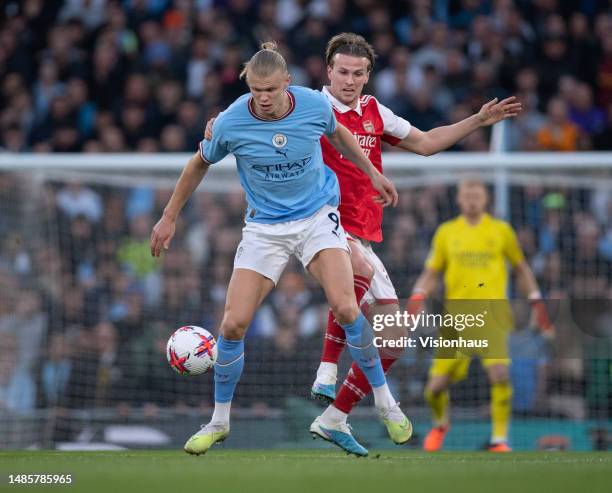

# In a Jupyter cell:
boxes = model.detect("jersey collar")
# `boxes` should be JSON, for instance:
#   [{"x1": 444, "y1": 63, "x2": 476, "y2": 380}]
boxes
[
  {"x1": 248, "y1": 90, "x2": 296, "y2": 121},
  {"x1": 460, "y1": 213, "x2": 491, "y2": 227},
  {"x1": 322, "y1": 86, "x2": 362, "y2": 116}
]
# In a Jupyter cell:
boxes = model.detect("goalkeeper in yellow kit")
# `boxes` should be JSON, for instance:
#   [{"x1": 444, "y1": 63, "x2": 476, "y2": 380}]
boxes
[{"x1": 408, "y1": 179, "x2": 554, "y2": 452}]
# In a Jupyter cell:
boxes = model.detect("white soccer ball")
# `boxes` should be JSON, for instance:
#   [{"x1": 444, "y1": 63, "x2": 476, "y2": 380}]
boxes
[{"x1": 166, "y1": 326, "x2": 218, "y2": 375}]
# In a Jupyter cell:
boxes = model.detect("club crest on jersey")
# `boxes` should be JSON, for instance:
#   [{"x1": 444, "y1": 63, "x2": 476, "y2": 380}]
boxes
[
  {"x1": 272, "y1": 133, "x2": 288, "y2": 148},
  {"x1": 362, "y1": 120, "x2": 374, "y2": 133}
]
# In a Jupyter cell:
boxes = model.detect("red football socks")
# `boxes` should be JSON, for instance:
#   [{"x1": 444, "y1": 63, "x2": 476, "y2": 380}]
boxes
[{"x1": 333, "y1": 358, "x2": 396, "y2": 414}]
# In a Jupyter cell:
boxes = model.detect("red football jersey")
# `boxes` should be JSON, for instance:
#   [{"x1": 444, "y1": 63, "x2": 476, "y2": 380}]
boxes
[{"x1": 320, "y1": 86, "x2": 412, "y2": 242}]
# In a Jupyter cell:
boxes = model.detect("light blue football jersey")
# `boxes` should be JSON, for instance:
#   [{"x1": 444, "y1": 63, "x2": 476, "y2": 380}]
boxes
[{"x1": 199, "y1": 86, "x2": 339, "y2": 224}]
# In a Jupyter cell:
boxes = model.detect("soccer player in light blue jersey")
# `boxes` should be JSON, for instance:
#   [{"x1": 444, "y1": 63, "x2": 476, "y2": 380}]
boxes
[{"x1": 150, "y1": 42, "x2": 408, "y2": 457}]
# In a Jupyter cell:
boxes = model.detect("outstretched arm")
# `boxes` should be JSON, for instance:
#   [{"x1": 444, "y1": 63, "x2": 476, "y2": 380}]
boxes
[
  {"x1": 150, "y1": 152, "x2": 210, "y2": 257},
  {"x1": 398, "y1": 97, "x2": 522, "y2": 156}
]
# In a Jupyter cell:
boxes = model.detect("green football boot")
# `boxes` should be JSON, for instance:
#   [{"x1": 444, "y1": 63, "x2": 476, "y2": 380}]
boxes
[
  {"x1": 184, "y1": 423, "x2": 230, "y2": 455},
  {"x1": 379, "y1": 404, "x2": 413, "y2": 444}
]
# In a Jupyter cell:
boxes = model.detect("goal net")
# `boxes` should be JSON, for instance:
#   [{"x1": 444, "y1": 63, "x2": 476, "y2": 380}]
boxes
[{"x1": 0, "y1": 152, "x2": 611, "y2": 451}]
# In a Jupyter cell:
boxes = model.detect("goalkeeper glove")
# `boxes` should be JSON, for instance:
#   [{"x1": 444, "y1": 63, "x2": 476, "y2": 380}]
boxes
[
  {"x1": 406, "y1": 291, "x2": 426, "y2": 316},
  {"x1": 529, "y1": 291, "x2": 555, "y2": 338}
]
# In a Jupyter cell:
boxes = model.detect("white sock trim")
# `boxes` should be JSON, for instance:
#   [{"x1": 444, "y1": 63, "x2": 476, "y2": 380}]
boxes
[
  {"x1": 211, "y1": 401, "x2": 232, "y2": 426},
  {"x1": 316, "y1": 362, "x2": 338, "y2": 385},
  {"x1": 320, "y1": 405, "x2": 348, "y2": 425},
  {"x1": 373, "y1": 383, "x2": 397, "y2": 410}
]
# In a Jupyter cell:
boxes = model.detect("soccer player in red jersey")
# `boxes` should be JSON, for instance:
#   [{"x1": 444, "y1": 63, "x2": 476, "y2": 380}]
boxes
[
  {"x1": 205, "y1": 33, "x2": 521, "y2": 452},
  {"x1": 310, "y1": 33, "x2": 521, "y2": 448}
]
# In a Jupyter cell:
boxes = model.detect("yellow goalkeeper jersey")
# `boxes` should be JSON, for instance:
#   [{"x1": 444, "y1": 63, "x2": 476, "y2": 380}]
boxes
[{"x1": 425, "y1": 213, "x2": 524, "y2": 300}]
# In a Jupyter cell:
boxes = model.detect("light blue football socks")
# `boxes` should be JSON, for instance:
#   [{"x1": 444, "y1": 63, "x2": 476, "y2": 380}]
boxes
[
  {"x1": 214, "y1": 336, "x2": 245, "y2": 403},
  {"x1": 341, "y1": 313, "x2": 386, "y2": 389}
]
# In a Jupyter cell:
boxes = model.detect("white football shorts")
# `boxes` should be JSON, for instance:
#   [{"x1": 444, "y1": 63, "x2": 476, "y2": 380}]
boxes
[
  {"x1": 347, "y1": 233, "x2": 398, "y2": 304},
  {"x1": 234, "y1": 204, "x2": 350, "y2": 285}
]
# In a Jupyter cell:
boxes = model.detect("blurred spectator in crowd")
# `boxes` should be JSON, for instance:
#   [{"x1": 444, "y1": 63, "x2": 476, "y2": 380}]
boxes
[
  {"x1": 594, "y1": 103, "x2": 612, "y2": 151},
  {"x1": 40, "y1": 332, "x2": 72, "y2": 407},
  {"x1": 568, "y1": 83, "x2": 606, "y2": 137},
  {"x1": 507, "y1": 67, "x2": 546, "y2": 150},
  {"x1": 160, "y1": 124, "x2": 187, "y2": 152},
  {"x1": 509, "y1": 337, "x2": 550, "y2": 415},
  {"x1": 64, "y1": 321, "x2": 127, "y2": 408},
  {"x1": 157, "y1": 247, "x2": 204, "y2": 325},
  {"x1": 0, "y1": 332, "x2": 35, "y2": 413},
  {"x1": 57, "y1": 181, "x2": 103, "y2": 223},
  {"x1": 597, "y1": 33, "x2": 612, "y2": 108},
  {"x1": 0, "y1": 288, "x2": 46, "y2": 410},
  {"x1": 0, "y1": 334, "x2": 35, "y2": 415},
  {"x1": 243, "y1": 309, "x2": 322, "y2": 407},
  {"x1": 59, "y1": 0, "x2": 107, "y2": 31},
  {"x1": 118, "y1": 213, "x2": 160, "y2": 280},
  {"x1": 1, "y1": 232, "x2": 31, "y2": 276},
  {"x1": 12, "y1": 290, "x2": 47, "y2": 371},
  {"x1": 256, "y1": 271, "x2": 322, "y2": 338},
  {"x1": 536, "y1": 97, "x2": 582, "y2": 151},
  {"x1": 405, "y1": 87, "x2": 445, "y2": 131},
  {"x1": 178, "y1": 99, "x2": 204, "y2": 149},
  {"x1": 538, "y1": 193, "x2": 568, "y2": 255},
  {"x1": 31, "y1": 61, "x2": 65, "y2": 124}
]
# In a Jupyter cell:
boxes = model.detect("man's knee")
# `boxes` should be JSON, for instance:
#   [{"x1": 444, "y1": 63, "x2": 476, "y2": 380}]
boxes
[
  {"x1": 330, "y1": 299, "x2": 360, "y2": 326},
  {"x1": 220, "y1": 316, "x2": 249, "y2": 340}
]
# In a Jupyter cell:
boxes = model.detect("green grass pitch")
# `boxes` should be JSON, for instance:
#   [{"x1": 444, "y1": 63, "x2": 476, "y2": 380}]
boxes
[{"x1": 1, "y1": 450, "x2": 611, "y2": 493}]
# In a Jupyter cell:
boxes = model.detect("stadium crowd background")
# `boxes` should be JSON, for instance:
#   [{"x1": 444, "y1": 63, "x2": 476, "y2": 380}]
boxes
[
  {"x1": 1, "y1": 0, "x2": 612, "y2": 153},
  {"x1": 1, "y1": 0, "x2": 612, "y2": 445}
]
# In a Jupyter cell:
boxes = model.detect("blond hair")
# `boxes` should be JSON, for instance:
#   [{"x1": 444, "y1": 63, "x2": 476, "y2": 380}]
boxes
[
  {"x1": 240, "y1": 41, "x2": 288, "y2": 80},
  {"x1": 458, "y1": 177, "x2": 487, "y2": 192}
]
